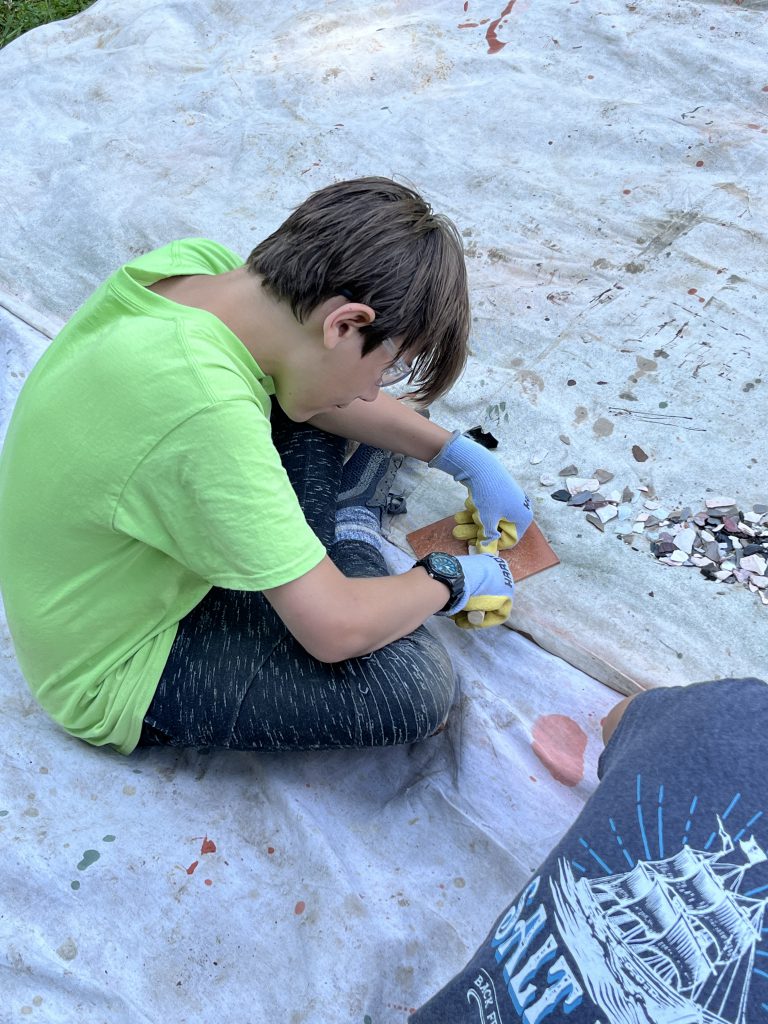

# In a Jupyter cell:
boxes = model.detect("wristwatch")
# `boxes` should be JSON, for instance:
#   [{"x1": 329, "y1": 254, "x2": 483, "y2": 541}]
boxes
[{"x1": 413, "y1": 552, "x2": 465, "y2": 613}]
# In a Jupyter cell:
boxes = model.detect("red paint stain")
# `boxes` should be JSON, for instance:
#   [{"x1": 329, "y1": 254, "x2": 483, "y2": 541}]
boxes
[
  {"x1": 586, "y1": 74, "x2": 594, "y2": 80},
  {"x1": 698, "y1": 296, "x2": 705, "y2": 303},
  {"x1": 204, "y1": 878, "x2": 213, "y2": 886},
  {"x1": 762, "y1": 86, "x2": 768, "y2": 92},
  {"x1": 267, "y1": 846, "x2": 275, "y2": 855},
  {"x1": 696, "y1": 160, "x2": 704, "y2": 167},
  {"x1": 486, "y1": 0, "x2": 517, "y2": 54},
  {"x1": 186, "y1": 860, "x2": 199, "y2": 875},
  {"x1": 464, "y1": 0, "x2": 469, "y2": 9},
  {"x1": 747, "y1": 123, "x2": 762, "y2": 130},
  {"x1": 531, "y1": 715, "x2": 588, "y2": 787},
  {"x1": 201, "y1": 836, "x2": 216, "y2": 855},
  {"x1": 688, "y1": 288, "x2": 697, "y2": 295},
  {"x1": 623, "y1": 189, "x2": 632, "y2": 195},
  {"x1": 294, "y1": 900, "x2": 306, "y2": 915},
  {"x1": 529, "y1": 775, "x2": 537, "y2": 783}
]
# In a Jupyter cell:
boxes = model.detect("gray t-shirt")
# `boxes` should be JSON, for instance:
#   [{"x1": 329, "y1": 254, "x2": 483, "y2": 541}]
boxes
[{"x1": 411, "y1": 677, "x2": 768, "y2": 1024}]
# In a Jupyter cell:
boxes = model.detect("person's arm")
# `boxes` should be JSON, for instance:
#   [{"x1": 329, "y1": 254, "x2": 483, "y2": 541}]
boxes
[
  {"x1": 264, "y1": 550, "x2": 516, "y2": 662},
  {"x1": 264, "y1": 555, "x2": 450, "y2": 663},
  {"x1": 308, "y1": 392, "x2": 452, "y2": 461},
  {"x1": 310, "y1": 391, "x2": 533, "y2": 554}
]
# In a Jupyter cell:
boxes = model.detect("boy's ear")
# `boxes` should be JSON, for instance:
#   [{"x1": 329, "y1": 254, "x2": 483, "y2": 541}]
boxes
[{"x1": 322, "y1": 302, "x2": 375, "y2": 350}]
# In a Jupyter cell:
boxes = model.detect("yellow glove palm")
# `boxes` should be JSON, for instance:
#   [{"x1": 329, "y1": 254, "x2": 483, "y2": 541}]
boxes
[
  {"x1": 452, "y1": 497, "x2": 519, "y2": 555},
  {"x1": 450, "y1": 594, "x2": 512, "y2": 630}
]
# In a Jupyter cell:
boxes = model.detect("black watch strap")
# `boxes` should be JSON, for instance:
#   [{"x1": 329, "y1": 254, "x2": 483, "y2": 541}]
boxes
[{"x1": 413, "y1": 552, "x2": 465, "y2": 613}]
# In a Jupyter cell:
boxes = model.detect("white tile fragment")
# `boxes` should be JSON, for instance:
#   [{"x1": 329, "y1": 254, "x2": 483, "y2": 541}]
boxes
[
  {"x1": 674, "y1": 528, "x2": 697, "y2": 555},
  {"x1": 741, "y1": 554, "x2": 767, "y2": 575},
  {"x1": 597, "y1": 505, "x2": 618, "y2": 524},
  {"x1": 530, "y1": 450, "x2": 548, "y2": 465},
  {"x1": 566, "y1": 476, "x2": 599, "y2": 495}
]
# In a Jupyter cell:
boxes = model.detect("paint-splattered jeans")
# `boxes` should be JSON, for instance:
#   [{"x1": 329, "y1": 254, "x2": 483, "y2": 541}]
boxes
[{"x1": 138, "y1": 403, "x2": 455, "y2": 751}]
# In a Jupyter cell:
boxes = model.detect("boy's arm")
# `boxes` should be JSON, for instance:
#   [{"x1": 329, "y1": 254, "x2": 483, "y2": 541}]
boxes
[
  {"x1": 308, "y1": 392, "x2": 452, "y2": 462},
  {"x1": 264, "y1": 555, "x2": 451, "y2": 663},
  {"x1": 264, "y1": 549, "x2": 515, "y2": 662},
  {"x1": 310, "y1": 391, "x2": 533, "y2": 554}
]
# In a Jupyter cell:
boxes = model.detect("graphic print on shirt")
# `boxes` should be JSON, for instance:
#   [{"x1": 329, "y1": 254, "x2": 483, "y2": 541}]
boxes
[{"x1": 483, "y1": 775, "x2": 768, "y2": 1024}]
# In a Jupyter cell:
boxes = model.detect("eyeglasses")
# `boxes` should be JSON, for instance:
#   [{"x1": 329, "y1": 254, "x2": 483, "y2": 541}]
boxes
[
  {"x1": 379, "y1": 336, "x2": 413, "y2": 388},
  {"x1": 337, "y1": 288, "x2": 412, "y2": 388}
]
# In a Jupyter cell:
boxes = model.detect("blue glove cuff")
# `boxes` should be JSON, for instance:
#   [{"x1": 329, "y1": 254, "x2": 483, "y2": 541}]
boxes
[{"x1": 428, "y1": 431, "x2": 479, "y2": 484}]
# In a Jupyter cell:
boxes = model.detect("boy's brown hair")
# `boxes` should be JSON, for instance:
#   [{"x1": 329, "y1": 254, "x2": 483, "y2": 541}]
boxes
[{"x1": 246, "y1": 177, "x2": 470, "y2": 402}]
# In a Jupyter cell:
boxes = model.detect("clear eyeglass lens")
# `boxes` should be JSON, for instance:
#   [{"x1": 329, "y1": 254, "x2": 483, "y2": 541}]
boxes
[{"x1": 379, "y1": 339, "x2": 412, "y2": 387}]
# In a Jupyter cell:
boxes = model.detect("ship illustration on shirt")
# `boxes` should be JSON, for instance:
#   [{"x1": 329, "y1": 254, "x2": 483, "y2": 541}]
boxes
[{"x1": 550, "y1": 817, "x2": 768, "y2": 1024}]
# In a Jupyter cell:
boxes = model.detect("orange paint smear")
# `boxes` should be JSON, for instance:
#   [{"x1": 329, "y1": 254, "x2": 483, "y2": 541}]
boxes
[
  {"x1": 531, "y1": 714, "x2": 587, "y2": 787},
  {"x1": 486, "y1": 0, "x2": 517, "y2": 54},
  {"x1": 186, "y1": 860, "x2": 199, "y2": 875},
  {"x1": 201, "y1": 836, "x2": 216, "y2": 855},
  {"x1": 294, "y1": 900, "x2": 306, "y2": 915}
]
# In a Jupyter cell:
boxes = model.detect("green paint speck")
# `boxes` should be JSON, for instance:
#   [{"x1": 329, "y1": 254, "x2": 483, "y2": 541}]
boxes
[
  {"x1": 364, "y1": 1017, "x2": 372, "y2": 1024},
  {"x1": 77, "y1": 849, "x2": 100, "y2": 871},
  {"x1": 0, "y1": 810, "x2": 8, "y2": 817},
  {"x1": 71, "y1": 880, "x2": 80, "y2": 890},
  {"x1": 659, "y1": 401, "x2": 668, "y2": 408},
  {"x1": 103, "y1": 835, "x2": 116, "y2": 842}
]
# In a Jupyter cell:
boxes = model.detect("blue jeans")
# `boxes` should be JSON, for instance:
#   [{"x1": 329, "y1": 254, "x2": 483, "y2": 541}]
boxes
[{"x1": 139, "y1": 402, "x2": 455, "y2": 750}]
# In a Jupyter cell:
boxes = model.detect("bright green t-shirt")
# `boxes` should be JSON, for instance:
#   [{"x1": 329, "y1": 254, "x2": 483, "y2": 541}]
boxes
[{"x1": 0, "y1": 239, "x2": 325, "y2": 754}]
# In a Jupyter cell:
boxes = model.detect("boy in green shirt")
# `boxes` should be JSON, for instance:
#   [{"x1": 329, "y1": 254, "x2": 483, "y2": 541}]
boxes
[{"x1": 0, "y1": 178, "x2": 532, "y2": 754}]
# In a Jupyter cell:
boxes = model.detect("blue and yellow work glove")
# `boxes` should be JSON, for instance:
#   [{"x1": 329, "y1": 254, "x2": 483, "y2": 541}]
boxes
[
  {"x1": 430, "y1": 430, "x2": 533, "y2": 554},
  {"x1": 440, "y1": 553, "x2": 515, "y2": 630}
]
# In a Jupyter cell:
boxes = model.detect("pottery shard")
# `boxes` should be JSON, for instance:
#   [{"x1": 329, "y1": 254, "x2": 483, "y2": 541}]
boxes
[
  {"x1": 566, "y1": 477, "x2": 599, "y2": 495},
  {"x1": 585, "y1": 513, "x2": 604, "y2": 532},
  {"x1": 622, "y1": 486, "x2": 635, "y2": 503},
  {"x1": 706, "y1": 496, "x2": 736, "y2": 509},
  {"x1": 704, "y1": 541, "x2": 721, "y2": 562},
  {"x1": 594, "y1": 469, "x2": 614, "y2": 484},
  {"x1": 631, "y1": 445, "x2": 649, "y2": 462},
  {"x1": 741, "y1": 554, "x2": 767, "y2": 575},
  {"x1": 674, "y1": 528, "x2": 697, "y2": 555},
  {"x1": 597, "y1": 505, "x2": 619, "y2": 524},
  {"x1": 558, "y1": 464, "x2": 578, "y2": 477}
]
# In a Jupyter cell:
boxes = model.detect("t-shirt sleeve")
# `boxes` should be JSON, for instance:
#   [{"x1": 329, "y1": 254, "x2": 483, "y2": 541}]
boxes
[{"x1": 113, "y1": 400, "x2": 326, "y2": 589}]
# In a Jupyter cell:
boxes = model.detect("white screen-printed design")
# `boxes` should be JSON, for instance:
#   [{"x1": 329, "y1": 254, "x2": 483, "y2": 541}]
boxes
[{"x1": 550, "y1": 797, "x2": 768, "y2": 1023}]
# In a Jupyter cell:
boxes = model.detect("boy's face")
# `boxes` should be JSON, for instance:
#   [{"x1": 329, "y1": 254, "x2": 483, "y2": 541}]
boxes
[
  {"x1": 275, "y1": 331, "x2": 403, "y2": 421},
  {"x1": 273, "y1": 296, "x2": 411, "y2": 421}
]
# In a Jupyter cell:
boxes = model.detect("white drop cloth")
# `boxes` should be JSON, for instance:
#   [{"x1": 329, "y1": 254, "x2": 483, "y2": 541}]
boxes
[{"x1": 1, "y1": 0, "x2": 766, "y2": 1020}]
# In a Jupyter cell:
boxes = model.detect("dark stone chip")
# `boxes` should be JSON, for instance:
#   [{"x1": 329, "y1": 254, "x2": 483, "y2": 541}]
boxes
[
  {"x1": 742, "y1": 543, "x2": 768, "y2": 557},
  {"x1": 551, "y1": 489, "x2": 571, "y2": 502},
  {"x1": 568, "y1": 492, "x2": 593, "y2": 506},
  {"x1": 466, "y1": 426, "x2": 499, "y2": 449}
]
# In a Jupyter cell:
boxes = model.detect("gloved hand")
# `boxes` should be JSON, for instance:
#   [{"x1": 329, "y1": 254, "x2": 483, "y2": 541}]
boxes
[
  {"x1": 430, "y1": 431, "x2": 533, "y2": 554},
  {"x1": 439, "y1": 553, "x2": 515, "y2": 629}
]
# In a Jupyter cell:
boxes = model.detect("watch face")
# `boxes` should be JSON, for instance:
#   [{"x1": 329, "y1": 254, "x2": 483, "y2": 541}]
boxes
[{"x1": 430, "y1": 553, "x2": 461, "y2": 578}]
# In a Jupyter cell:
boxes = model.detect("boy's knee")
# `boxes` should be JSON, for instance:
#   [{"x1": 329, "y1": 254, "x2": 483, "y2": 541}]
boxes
[{"x1": 364, "y1": 628, "x2": 456, "y2": 741}]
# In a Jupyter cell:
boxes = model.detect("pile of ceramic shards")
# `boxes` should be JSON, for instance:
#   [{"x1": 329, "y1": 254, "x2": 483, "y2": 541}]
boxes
[{"x1": 547, "y1": 468, "x2": 768, "y2": 606}]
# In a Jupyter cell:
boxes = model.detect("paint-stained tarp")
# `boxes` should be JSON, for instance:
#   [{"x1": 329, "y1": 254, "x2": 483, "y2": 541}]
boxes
[{"x1": 0, "y1": 0, "x2": 766, "y2": 1019}]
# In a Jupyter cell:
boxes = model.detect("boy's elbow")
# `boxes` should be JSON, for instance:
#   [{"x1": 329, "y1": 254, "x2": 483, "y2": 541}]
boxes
[{"x1": 299, "y1": 626, "x2": 371, "y2": 664}]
